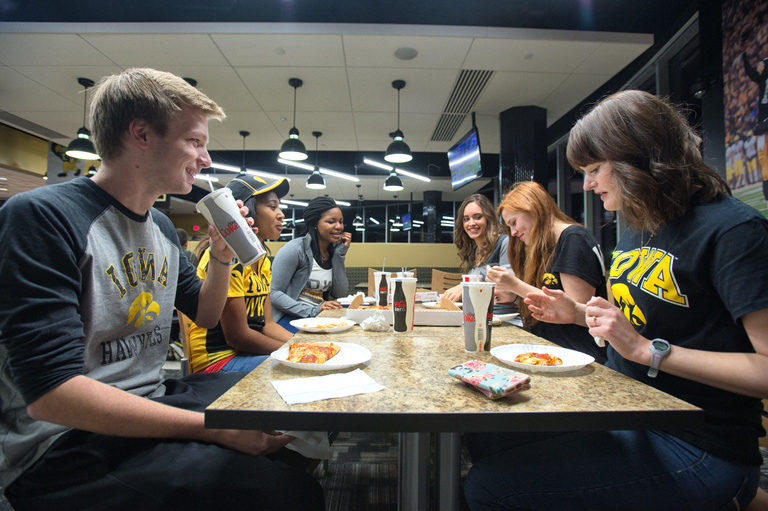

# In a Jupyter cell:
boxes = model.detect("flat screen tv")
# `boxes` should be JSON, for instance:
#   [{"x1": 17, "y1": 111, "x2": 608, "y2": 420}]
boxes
[
  {"x1": 402, "y1": 212, "x2": 412, "y2": 231},
  {"x1": 447, "y1": 126, "x2": 482, "y2": 191}
]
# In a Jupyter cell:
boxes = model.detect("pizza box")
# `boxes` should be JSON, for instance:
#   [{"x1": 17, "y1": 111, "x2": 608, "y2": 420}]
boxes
[{"x1": 345, "y1": 306, "x2": 462, "y2": 326}]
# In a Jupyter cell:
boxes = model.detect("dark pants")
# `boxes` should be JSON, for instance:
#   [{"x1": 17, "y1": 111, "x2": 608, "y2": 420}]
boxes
[{"x1": 6, "y1": 373, "x2": 325, "y2": 511}]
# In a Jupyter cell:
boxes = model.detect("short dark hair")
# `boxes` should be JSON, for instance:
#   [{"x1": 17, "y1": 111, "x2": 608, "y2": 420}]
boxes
[{"x1": 175, "y1": 227, "x2": 189, "y2": 246}]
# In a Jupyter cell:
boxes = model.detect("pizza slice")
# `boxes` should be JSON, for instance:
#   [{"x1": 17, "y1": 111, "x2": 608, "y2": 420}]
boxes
[
  {"x1": 513, "y1": 351, "x2": 563, "y2": 366},
  {"x1": 287, "y1": 342, "x2": 341, "y2": 364}
]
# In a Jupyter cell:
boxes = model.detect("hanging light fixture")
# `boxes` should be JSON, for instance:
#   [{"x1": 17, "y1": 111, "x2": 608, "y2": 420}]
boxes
[
  {"x1": 238, "y1": 130, "x2": 249, "y2": 176},
  {"x1": 306, "y1": 131, "x2": 326, "y2": 190},
  {"x1": 279, "y1": 78, "x2": 308, "y2": 161},
  {"x1": 383, "y1": 170, "x2": 403, "y2": 191},
  {"x1": 66, "y1": 77, "x2": 100, "y2": 160},
  {"x1": 353, "y1": 184, "x2": 364, "y2": 227},
  {"x1": 384, "y1": 80, "x2": 412, "y2": 164}
]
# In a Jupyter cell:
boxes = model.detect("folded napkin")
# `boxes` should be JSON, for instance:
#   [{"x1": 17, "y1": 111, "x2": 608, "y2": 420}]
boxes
[
  {"x1": 272, "y1": 368, "x2": 385, "y2": 405},
  {"x1": 279, "y1": 430, "x2": 332, "y2": 459}
]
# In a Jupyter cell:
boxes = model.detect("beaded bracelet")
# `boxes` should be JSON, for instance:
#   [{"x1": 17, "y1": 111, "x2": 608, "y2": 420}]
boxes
[{"x1": 210, "y1": 253, "x2": 236, "y2": 266}]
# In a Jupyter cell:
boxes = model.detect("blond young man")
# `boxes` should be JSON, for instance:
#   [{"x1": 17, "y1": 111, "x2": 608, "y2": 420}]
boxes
[{"x1": 0, "y1": 68, "x2": 324, "y2": 511}]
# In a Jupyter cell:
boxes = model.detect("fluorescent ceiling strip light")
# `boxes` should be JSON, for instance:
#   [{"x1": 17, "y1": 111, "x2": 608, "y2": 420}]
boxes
[
  {"x1": 278, "y1": 158, "x2": 314, "y2": 171},
  {"x1": 195, "y1": 174, "x2": 219, "y2": 182},
  {"x1": 369, "y1": 217, "x2": 380, "y2": 224},
  {"x1": 210, "y1": 162, "x2": 289, "y2": 182},
  {"x1": 318, "y1": 168, "x2": 359, "y2": 182},
  {"x1": 413, "y1": 220, "x2": 423, "y2": 225},
  {"x1": 278, "y1": 158, "x2": 359, "y2": 182},
  {"x1": 363, "y1": 158, "x2": 392, "y2": 171},
  {"x1": 395, "y1": 168, "x2": 430, "y2": 182},
  {"x1": 209, "y1": 162, "x2": 239, "y2": 172},
  {"x1": 246, "y1": 169, "x2": 290, "y2": 181},
  {"x1": 282, "y1": 199, "x2": 309, "y2": 207},
  {"x1": 364, "y1": 158, "x2": 430, "y2": 182},
  {"x1": 442, "y1": 216, "x2": 454, "y2": 221},
  {"x1": 335, "y1": 200, "x2": 352, "y2": 206}
]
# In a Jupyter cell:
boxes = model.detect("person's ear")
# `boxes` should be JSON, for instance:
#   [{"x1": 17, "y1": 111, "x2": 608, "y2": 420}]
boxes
[{"x1": 127, "y1": 119, "x2": 151, "y2": 148}]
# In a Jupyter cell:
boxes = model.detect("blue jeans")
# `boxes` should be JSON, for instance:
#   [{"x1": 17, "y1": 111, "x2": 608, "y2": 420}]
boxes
[
  {"x1": 278, "y1": 315, "x2": 300, "y2": 334},
  {"x1": 463, "y1": 430, "x2": 759, "y2": 511},
  {"x1": 221, "y1": 353, "x2": 269, "y2": 372}
]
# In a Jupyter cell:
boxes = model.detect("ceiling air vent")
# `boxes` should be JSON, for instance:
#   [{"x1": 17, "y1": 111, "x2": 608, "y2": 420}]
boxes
[{"x1": 430, "y1": 70, "x2": 493, "y2": 142}]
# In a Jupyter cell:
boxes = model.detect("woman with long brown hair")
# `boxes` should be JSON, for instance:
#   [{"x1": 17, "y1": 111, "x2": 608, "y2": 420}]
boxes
[
  {"x1": 442, "y1": 194, "x2": 512, "y2": 311},
  {"x1": 485, "y1": 181, "x2": 607, "y2": 362}
]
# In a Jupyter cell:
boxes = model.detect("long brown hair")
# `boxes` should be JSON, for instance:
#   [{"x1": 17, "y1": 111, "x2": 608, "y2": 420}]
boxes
[
  {"x1": 453, "y1": 194, "x2": 502, "y2": 273},
  {"x1": 567, "y1": 90, "x2": 729, "y2": 233},
  {"x1": 498, "y1": 181, "x2": 579, "y2": 326}
]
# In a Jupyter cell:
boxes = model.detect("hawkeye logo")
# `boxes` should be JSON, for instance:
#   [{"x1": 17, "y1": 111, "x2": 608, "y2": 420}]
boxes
[
  {"x1": 127, "y1": 292, "x2": 161, "y2": 327},
  {"x1": 542, "y1": 273, "x2": 558, "y2": 286},
  {"x1": 609, "y1": 246, "x2": 688, "y2": 326}
]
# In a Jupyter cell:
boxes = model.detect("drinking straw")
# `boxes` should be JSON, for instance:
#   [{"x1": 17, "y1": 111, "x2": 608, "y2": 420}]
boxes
[{"x1": 382, "y1": 257, "x2": 386, "y2": 272}]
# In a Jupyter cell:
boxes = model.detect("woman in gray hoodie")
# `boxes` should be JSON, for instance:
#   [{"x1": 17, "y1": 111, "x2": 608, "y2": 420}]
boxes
[{"x1": 271, "y1": 196, "x2": 351, "y2": 332}]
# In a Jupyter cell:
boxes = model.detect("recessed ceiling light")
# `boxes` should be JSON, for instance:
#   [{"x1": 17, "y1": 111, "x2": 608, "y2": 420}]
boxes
[{"x1": 394, "y1": 47, "x2": 418, "y2": 61}]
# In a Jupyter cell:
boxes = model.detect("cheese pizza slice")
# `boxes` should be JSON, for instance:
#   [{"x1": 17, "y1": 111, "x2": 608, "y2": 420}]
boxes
[
  {"x1": 513, "y1": 351, "x2": 563, "y2": 366},
  {"x1": 287, "y1": 342, "x2": 341, "y2": 364}
]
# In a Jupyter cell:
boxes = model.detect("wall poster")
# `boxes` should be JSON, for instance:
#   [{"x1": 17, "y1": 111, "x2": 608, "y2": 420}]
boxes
[{"x1": 723, "y1": 0, "x2": 768, "y2": 217}]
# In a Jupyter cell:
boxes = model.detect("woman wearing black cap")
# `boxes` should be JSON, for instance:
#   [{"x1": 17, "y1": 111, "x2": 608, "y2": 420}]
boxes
[
  {"x1": 187, "y1": 175, "x2": 295, "y2": 373},
  {"x1": 270, "y1": 196, "x2": 351, "y2": 332}
]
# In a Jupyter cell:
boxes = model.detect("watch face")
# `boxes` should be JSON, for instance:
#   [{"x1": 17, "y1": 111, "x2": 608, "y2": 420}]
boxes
[{"x1": 651, "y1": 340, "x2": 670, "y2": 353}]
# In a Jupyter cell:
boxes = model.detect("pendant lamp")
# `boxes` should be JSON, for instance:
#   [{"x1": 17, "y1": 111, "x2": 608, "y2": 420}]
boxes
[
  {"x1": 66, "y1": 77, "x2": 100, "y2": 160},
  {"x1": 239, "y1": 131, "x2": 249, "y2": 176},
  {"x1": 353, "y1": 184, "x2": 364, "y2": 226},
  {"x1": 383, "y1": 170, "x2": 403, "y2": 191},
  {"x1": 384, "y1": 80, "x2": 412, "y2": 164},
  {"x1": 306, "y1": 131, "x2": 326, "y2": 190},
  {"x1": 279, "y1": 78, "x2": 308, "y2": 161}
]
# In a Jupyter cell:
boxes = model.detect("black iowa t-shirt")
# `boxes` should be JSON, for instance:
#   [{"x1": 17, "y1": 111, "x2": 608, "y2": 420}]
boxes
[{"x1": 608, "y1": 194, "x2": 768, "y2": 465}]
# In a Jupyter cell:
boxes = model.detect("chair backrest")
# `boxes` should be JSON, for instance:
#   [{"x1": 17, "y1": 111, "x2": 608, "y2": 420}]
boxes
[
  {"x1": 367, "y1": 268, "x2": 417, "y2": 297},
  {"x1": 431, "y1": 269, "x2": 462, "y2": 293},
  {"x1": 175, "y1": 309, "x2": 193, "y2": 376}
]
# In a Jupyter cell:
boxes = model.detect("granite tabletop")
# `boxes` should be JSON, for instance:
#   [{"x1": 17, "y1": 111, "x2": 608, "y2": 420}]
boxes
[{"x1": 205, "y1": 309, "x2": 702, "y2": 433}]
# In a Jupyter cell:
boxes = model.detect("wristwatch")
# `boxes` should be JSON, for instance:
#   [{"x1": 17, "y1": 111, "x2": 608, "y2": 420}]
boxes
[{"x1": 647, "y1": 339, "x2": 671, "y2": 378}]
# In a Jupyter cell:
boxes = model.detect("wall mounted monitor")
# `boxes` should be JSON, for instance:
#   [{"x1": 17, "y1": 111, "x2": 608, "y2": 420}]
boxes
[{"x1": 447, "y1": 126, "x2": 482, "y2": 191}]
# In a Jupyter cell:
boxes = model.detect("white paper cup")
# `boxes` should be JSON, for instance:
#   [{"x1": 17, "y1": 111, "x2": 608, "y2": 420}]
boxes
[
  {"x1": 196, "y1": 188, "x2": 266, "y2": 266},
  {"x1": 462, "y1": 274, "x2": 480, "y2": 283},
  {"x1": 461, "y1": 281, "x2": 496, "y2": 352},
  {"x1": 391, "y1": 277, "x2": 417, "y2": 333},
  {"x1": 374, "y1": 271, "x2": 391, "y2": 307}
]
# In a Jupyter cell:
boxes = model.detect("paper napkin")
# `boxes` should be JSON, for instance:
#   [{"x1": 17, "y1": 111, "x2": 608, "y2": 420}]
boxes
[
  {"x1": 279, "y1": 430, "x2": 332, "y2": 459},
  {"x1": 271, "y1": 368, "x2": 385, "y2": 405}
]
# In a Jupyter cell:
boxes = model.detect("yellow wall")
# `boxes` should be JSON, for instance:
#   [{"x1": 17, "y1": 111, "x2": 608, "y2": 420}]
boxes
[
  {"x1": 264, "y1": 241, "x2": 460, "y2": 267},
  {"x1": 0, "y1": 124, "x2": 48, "y2": 175},
  {"x1": 170, "y1": 214, "x2": 461, "y2": 268}
]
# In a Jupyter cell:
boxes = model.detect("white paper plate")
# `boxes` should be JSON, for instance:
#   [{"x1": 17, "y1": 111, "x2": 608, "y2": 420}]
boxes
[
  {"x1": 491, "y1": 344, "x2": 595, "y2": 372},
  {"x1": 289, "y1": 317, "x2": 357, "y2": 333},
  {"x1": 270, "y1": 342, "x2": 372, "y2": 371}
]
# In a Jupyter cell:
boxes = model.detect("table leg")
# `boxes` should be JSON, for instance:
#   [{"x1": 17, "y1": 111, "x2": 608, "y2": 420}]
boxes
[
  {"x1": 398, "y1": 432, "x2": 430, "y2": 511},
  {"x1": 436, "y1": 432, "x2": 461, "y2": 511}
]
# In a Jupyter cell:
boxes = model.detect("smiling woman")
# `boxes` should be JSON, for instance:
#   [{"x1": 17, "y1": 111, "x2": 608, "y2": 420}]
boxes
[
  {"x1": 187, "y1": 174, "x2": 294, "y2": 374},
  {"x1": 270, "y1": 196, "x2": 352, "y2": 333}
]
